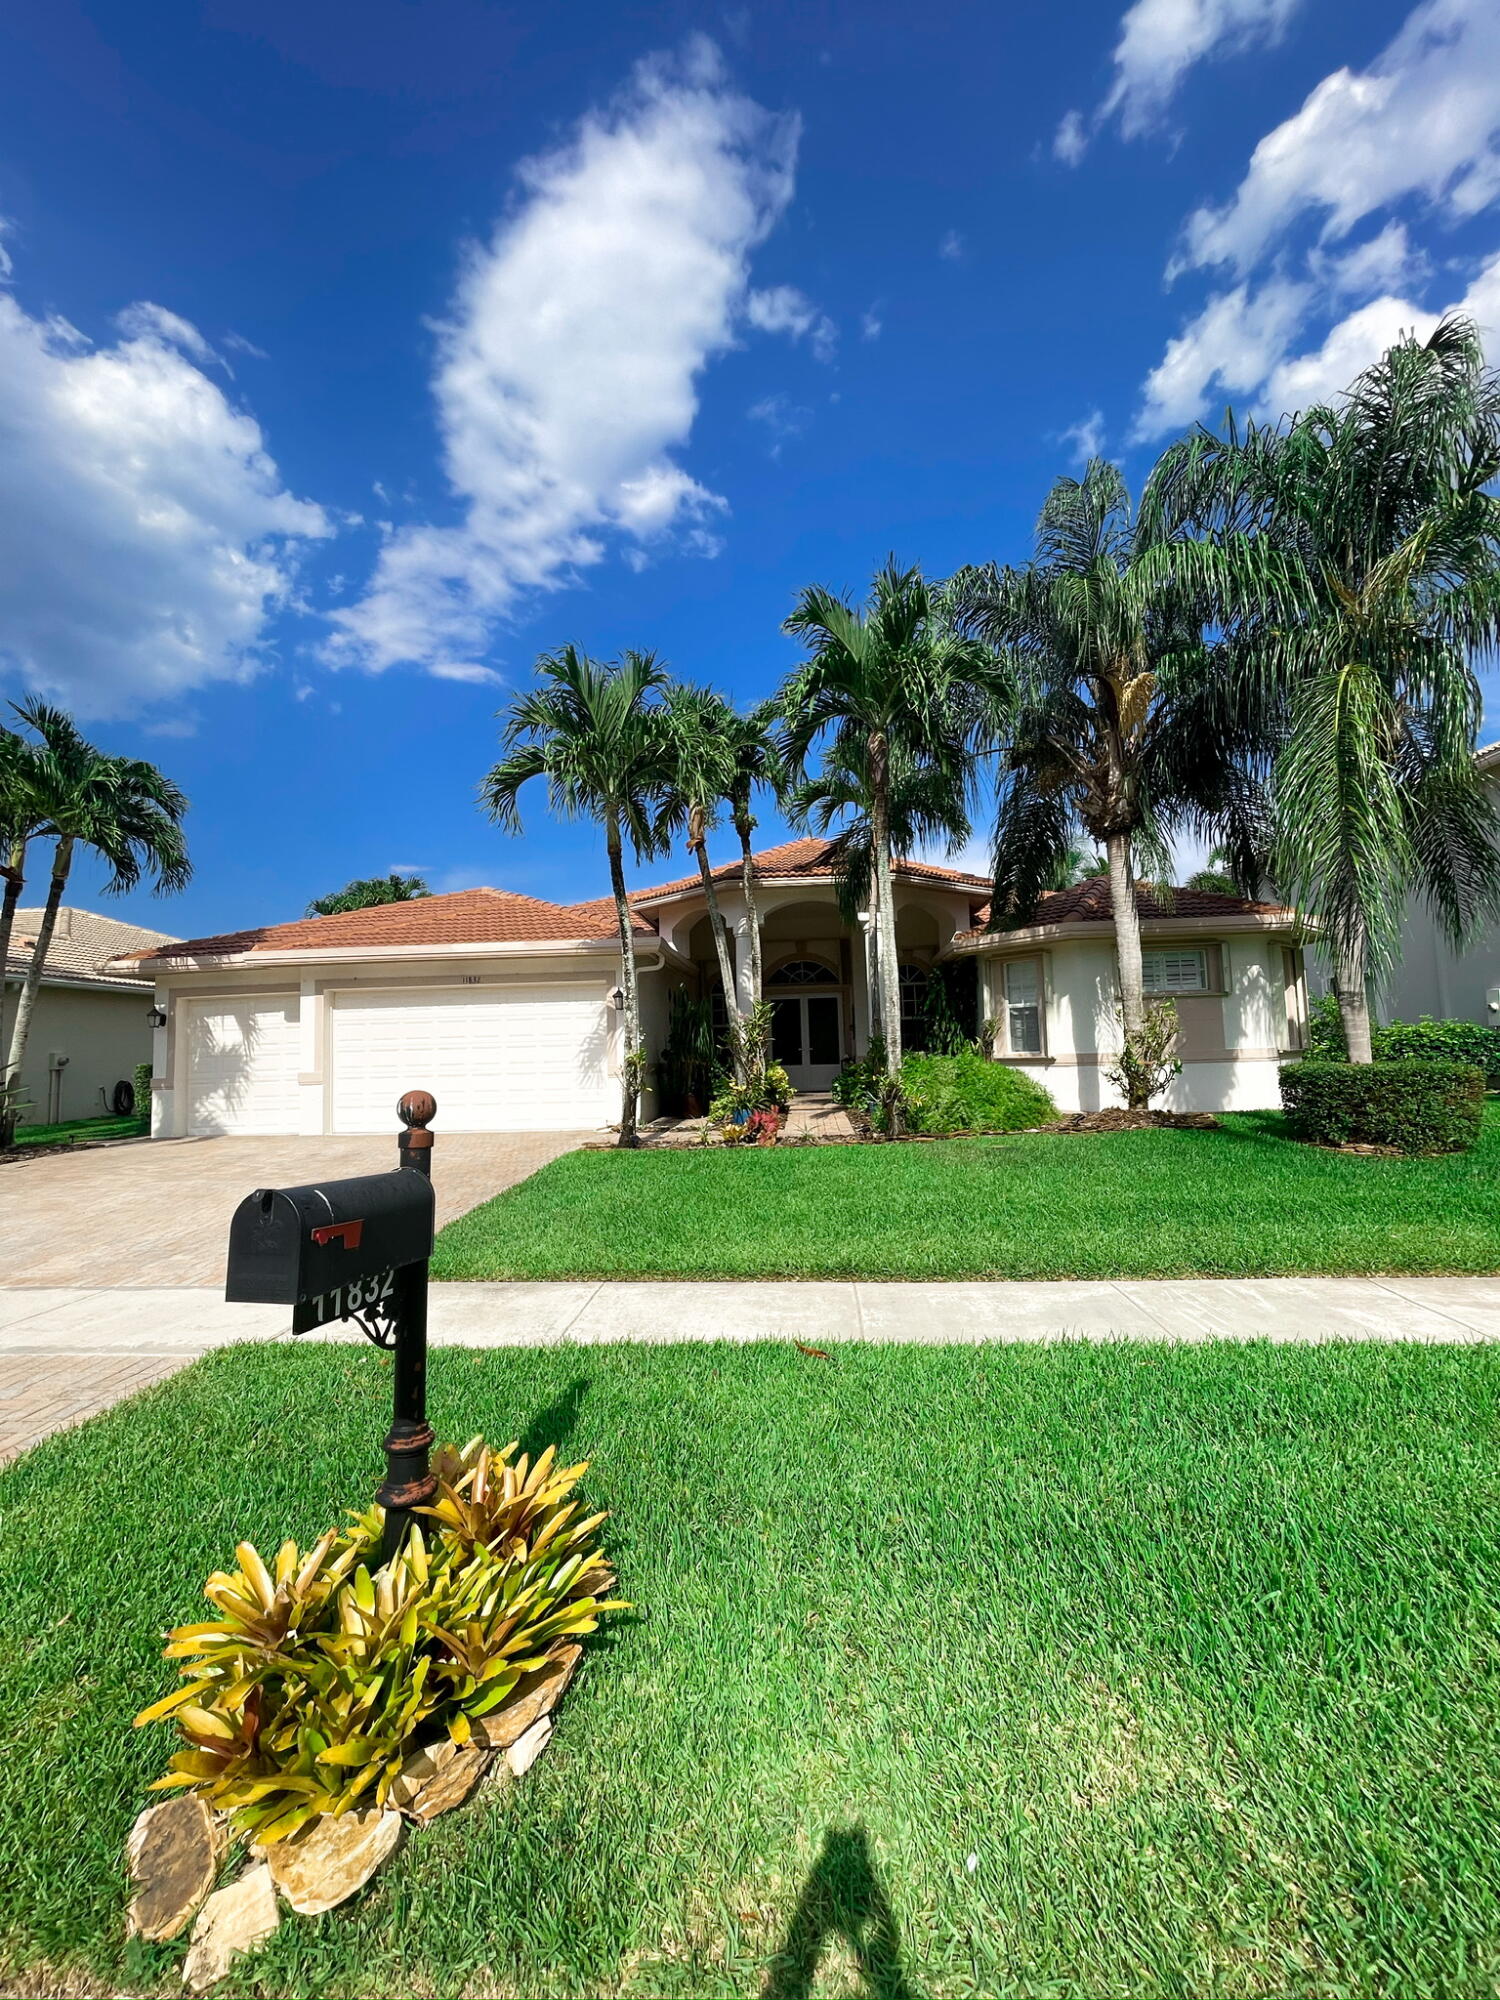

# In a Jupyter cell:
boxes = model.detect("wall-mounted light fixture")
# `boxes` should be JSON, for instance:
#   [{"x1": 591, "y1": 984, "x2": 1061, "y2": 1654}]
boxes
[
  {"x1": 146, "y1": 1005, "x2": 168, "y2": 1028},
  {"x1": 606, "y1": 986, "x2": 625, "y2": 1011}
]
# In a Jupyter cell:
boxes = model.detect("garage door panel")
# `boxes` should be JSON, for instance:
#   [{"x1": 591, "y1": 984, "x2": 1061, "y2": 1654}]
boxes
[
  {"x1": 185, "y1": 997, "x2": 301, "y2": 1136},
  {"x1": 330, "y1": 987, "x2": 611, "y2": 1133}
]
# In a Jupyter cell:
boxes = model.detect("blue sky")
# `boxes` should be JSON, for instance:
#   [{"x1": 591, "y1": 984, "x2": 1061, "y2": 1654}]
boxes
[{"x1": 2, "y1": 0, "x2": 1498, "y2": 939}]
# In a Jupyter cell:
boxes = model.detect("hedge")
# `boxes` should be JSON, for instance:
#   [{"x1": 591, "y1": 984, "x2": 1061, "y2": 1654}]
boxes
[
  {"x1": 899, "y1": 1048, "x2": 1057, "y2": 1134},
  {"x1": 1280, "y1": 1058, "x2": 1485, "y2": 1154},
  {"x1": 1306, "y1": 995, "x2": 1500, "y2": 1085}
]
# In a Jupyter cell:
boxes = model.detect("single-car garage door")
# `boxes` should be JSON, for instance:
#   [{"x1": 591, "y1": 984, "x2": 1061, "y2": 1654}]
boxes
[
  {"x1": 329, "y1": 985, "x2": 612, "y2": 1133},
  {"x1": 184, "y1": 996, "x2": 301, "y2": 1136}
]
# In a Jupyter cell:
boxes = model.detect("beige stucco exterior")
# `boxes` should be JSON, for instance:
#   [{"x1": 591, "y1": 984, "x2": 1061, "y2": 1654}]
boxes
[{"x1": 3, "y1": 975, "x2": 154, "y2": 1127}]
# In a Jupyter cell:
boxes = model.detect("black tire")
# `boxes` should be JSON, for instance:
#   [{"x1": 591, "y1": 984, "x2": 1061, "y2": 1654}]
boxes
[{"x1": 112, "y1": 1080, "x2": 135, "y2": 1116}]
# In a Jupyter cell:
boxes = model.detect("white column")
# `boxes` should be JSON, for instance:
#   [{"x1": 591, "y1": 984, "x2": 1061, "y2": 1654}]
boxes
[
  {"x1": 297, "y1": 976, "x2": 326, "y2": 1134},
  {"x1": 150, "y1": 986, "x2": 172, "y2": 1137}
]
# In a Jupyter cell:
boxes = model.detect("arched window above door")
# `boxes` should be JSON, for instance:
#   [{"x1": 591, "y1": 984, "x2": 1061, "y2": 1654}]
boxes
[{"x1": 769, "y1": 958, "x2": 838, "y2": 986}]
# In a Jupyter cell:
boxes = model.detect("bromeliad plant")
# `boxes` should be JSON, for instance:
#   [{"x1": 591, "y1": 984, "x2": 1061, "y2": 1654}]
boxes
[{"x1": 134, "y1": 1440, "x2": 621, "y2": 1844}]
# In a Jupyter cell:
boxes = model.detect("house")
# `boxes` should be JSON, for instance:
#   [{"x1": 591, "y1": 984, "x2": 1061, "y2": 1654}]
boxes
[
  {"x1": 111, "y1": 837, "x2": 1311, "y2": 1136},
  {"x1": 4, "y1": 907, "x2": 180, "y2": 1127},
  {"x1": 1378, "y1": 739, "x2": 1500, "y2": 1027}
]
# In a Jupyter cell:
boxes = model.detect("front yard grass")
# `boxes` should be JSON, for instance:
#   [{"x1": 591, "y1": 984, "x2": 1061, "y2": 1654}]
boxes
[
  {"x1": 432, "y1": 1103, "x2": 1500, "y2": 1281},
  {"x1": 12, "y1": 1111, "x2": 149, "y2": 1148},
  {"x1": 2, "y1": 1337, "x2": 1497, "y2": 1997}
]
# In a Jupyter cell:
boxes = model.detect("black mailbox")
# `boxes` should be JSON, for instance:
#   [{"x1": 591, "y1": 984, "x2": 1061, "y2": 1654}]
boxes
[{"x1": 226, "y1": 1169, "x2": 434, "y2": 1329}]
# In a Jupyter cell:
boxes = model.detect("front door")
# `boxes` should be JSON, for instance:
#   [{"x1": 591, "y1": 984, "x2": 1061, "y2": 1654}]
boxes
[{"x1": 771, "y1": 993, "x2": 843, "y2": 1089}]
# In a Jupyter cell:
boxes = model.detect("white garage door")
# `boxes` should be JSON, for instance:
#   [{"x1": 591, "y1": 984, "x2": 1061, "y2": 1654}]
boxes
[
  {"x1": 185, "y1": 996, "x2": 301, "y2": 1136},
  {"x1": 329, "y1": 986, "x2": 612, "y2": 1133}
]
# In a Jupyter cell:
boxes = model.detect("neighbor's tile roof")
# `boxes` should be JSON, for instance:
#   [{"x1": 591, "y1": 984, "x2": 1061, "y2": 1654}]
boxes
[
  {"x1": 123, "y1": 888, "x2": 656, "y2": 964},
  {"x1": 6, "y1": 906, "x2": 179, "y2": 986},
  {"x1": 631, "y1": 835, "x2": 991, "y2": 903},
  {"x1": 960, "y1": 877, "x2": 1293, "y2": 939}
]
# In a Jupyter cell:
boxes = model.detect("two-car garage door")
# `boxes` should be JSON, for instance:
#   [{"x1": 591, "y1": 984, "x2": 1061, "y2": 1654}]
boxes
[{"x1": 184, "y1": 986, "x2": 612, "y2": 1135}]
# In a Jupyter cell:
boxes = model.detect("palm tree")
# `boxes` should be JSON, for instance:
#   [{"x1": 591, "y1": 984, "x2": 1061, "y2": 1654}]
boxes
[
  {"x1": 1146, "y1": 317, "x2": 1500, "y2": 1060},
  {"x1": 2, "y1": 705, "x2": 190, "y2": 1145},
  {"x1": 483, "y1": 646, "x2": 672, "y2": 1147},
  {"x1": 780, "y1": 559, "x2": 1006, "y2": 1074},
  {"x1": 720, "y1": 699, "x2": 785, "y2": 1009},
  {"x1": 955, "y1": 460, "x2": 1268, "y2": 1105},
  {"x1": 0, "y1": 715, "x2": 48, "y2": 1062},
  {"x1": 658, "y1": 684, "x2": 743, "y2": 1047}
]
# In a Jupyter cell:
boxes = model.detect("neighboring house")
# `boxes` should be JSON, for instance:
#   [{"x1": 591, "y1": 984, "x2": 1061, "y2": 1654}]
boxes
[
  {"x1": 3, "y1": 907, "x2": 179, "y2": 1127},
  {"x1": 1377, "y1": 739, "x2": 1500, "y2": 1027},
  {"x1": 111, "y1": 837, "x2": 1311, "y2": 1135}
]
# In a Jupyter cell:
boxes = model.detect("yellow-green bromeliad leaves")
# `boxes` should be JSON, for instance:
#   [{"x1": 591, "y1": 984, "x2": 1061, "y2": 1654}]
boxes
[{"x1": 134, "y1": 1438, "x2": 622, "y2": 1834}]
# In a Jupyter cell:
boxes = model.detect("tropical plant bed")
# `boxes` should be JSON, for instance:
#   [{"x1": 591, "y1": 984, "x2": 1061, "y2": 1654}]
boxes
[
  {"x1": 431, "y1": 1104, "x2": 1500, "y2": 1281},
  {"x1": 2, "y1": 1337, "x2": 1497, "y2": 1998},
  {"x1": 1041, "y1": 1106, "x2": 1221, "y2": 1133}
]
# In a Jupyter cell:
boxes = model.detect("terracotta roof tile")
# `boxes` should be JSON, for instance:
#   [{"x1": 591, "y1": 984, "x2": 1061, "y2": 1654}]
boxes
[
  {"x1": 7, "y1": 905, "x2": 178, "y2": 985},
  {"x1": 632, "y1": 835, "x2": 991, "y2": 902},
  {"x1": 960, "y1": 877, "x2": 1293, "y2": 939},
  {"x1": 124, "y1": 888, "x2": 637, "y2": 964}
]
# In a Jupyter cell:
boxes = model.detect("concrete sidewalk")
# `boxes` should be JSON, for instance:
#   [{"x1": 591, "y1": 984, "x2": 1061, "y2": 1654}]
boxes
[{"x1": 2, "y1": 1275, "x2": 1497, "y2": 1463}]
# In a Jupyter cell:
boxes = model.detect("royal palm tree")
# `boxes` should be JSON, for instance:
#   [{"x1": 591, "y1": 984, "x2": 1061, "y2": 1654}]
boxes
[
  {"x1": 659, "y1": 684, "x2": 743, "y2": 1045},
  {"x1": 483, "y1": 646, "x2": 672, "y2": 1147},
  {"x1": 2, "y1": 705, "x2": 190, "y2": 1145},
  {"x1": 955, "y1": 460, "x2": 1268, "y2": 1105},
  {"x1": 780, "y1": 559, "x2": 1006, "y2": 1073},
  {"x1": 719, "y1": 698, "x2": 785, "y2": 1009},
  {"x1": 1146, "y1": 317, "x2": 1500, "y2": 1060},
  {"x1": 0, "y1": 716, "x2": 48, "y2": 1061}
]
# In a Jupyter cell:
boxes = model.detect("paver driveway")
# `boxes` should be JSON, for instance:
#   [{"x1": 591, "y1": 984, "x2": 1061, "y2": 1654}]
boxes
[{"x1": 0, "y1": 1131, "x2": 593, "y2": 1288}]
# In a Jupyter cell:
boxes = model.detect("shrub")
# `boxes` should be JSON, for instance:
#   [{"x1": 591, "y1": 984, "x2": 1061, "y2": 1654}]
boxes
[
  {"x1": 132, "y1": 1060, "x2": 153, "y2": 1119},
  {"x1": 1279, "y1": 1058, "x2": 1484, "y2": 1154},
  {"x1": 1104, "y1": 999, "x2": 1182, "y2": 1109},
  {"x1": 1306, "y1": 993, "x2": 1500, "y2": 1084},
  {"x1": 900, "y1": 1046, "x2": 1057, "y2": 1134},
  {"x1": 134, "y1": 1438, "x2": 620, "y2": 1843}
]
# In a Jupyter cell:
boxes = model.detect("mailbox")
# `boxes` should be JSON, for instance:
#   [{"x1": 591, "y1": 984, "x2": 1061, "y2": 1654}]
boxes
[{"x1": 225, "y1": 1169, "x2": 434, "y2": 1329}]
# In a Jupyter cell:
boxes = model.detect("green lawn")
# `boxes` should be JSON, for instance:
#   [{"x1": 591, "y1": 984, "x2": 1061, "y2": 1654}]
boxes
[
  {"x1": 432, "y1": 1104, "x2": 1500, "y2": 1281},
  {"x1": 12, "y1": 1111, "x2": 149, "y2": 1148},
  {"x1": 2, "y1": 1338, "x2": 1498, "y2": 1997}
]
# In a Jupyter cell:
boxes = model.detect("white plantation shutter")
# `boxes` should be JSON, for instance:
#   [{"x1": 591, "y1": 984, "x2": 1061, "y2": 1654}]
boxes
[{"x1": 1141, "y1": 949, "x2": 1207, "y2": 993}]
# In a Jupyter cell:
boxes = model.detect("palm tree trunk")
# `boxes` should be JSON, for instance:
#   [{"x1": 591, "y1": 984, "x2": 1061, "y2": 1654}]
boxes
[
  {"x1": 1106, "y1": 829, "x2": 1149, "y2": 1108},
  {"x1": 606, "y1": 817, "x2": 642, "y2": 1147},
  {"x1": 869, "y1": 732, "x2": 903, "y2": 1077},
  {"x1": 1336, "y1": 925, "x2": 1374, "y2": 1064},
  {"x1": 3, "y1": 836, "x2": 70, "y2": 1145},
  {"x1": 690, "y1": 813, "x2": 741, "y2": 1079},
  {"x1": 735, "y1": 813, "x2": 762, "y2": 1005},
  {"x1": 0, "y1": 837, "x2": 25, "y2": 1087}
]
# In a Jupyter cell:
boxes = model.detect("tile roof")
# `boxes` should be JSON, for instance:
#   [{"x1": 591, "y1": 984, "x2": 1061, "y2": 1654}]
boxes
[
  {"x1": 6, "y1": 906, "x2": 179, "y2": 986},
  {"x1": 960, "y1": 877, "x2": 1294, "y2": 939},
  {"x1": 631, "y1": 835, "x2": 991, "y2": 903},
  {"x1": 124, "y1": 888, "x2": 654, "y2": 964}
]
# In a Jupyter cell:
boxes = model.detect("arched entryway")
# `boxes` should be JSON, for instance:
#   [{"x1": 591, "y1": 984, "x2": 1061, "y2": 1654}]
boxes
[{"x1": 767, "y1": 954, "x2": 845, "y2": 1089}]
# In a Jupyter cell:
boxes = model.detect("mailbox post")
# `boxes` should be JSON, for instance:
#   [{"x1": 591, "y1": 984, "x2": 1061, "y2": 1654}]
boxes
[{"x1": 224, "y1": 1091, "x2": 440, "y2": 1564}]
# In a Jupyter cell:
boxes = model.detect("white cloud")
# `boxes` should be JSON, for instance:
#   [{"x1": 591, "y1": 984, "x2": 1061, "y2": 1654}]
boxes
[
  {"x1": 115, "y1": 301, "x2": 219, "y2": 366},
  {"x1": 1060, "y1": 0, "x2": 1298, "y2": 162},
  {"x1": 0, "y1": 270, "x2": 329, "y2": 716},
  {"x1": 939, "y1": 229, "x2": 964, "y2": 260},
  {"x1": 329, "y1": 38, "x2": 798, "y2": 678},
  {"x1": 429, "y1": 660, "x2": 503, "y2": 684},
  {"x1": 1309, "y1": 220, "x2": 1424, "y2": 301},
  {"x1": 1176, "y1": 0, "x2": 1500, "y2": 276},
  {"x1": 746, "y1": 283, "x2": 836, "y2": 360},
  {"x1": 747, "y1": 392, "x2": 811, "y2": 456},
  {"x1": 860, "y1": 305, "x2": 883, "y2": 341},
  {"x1": 1053, "y1": 110, "x2": 1089, "y2": 166},
  {"x1": 1059, "y1": 409, "x2": 1106, "y2": 464},
  {"x1": 1134, "y1": 249, "x2": 1500, "y2": 436}
]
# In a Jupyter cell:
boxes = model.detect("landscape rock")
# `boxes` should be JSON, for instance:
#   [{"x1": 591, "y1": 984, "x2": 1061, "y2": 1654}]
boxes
[
  {"x1": 472, "y1": 1645, "x2": 582, "y2": 1752},
  {"x1": 505, "y1": 1715, "x2": 553, "y2": 1777},
  {"x1": 181, "y1": 1864, "x2": 279, "y2": 1993},
  {"x1": 263, "y1": 1808, "x2": 403, "y2": 1915},
  {"x1": 390, "y1": 1737, "x2": 491, "y2": 1824},
  {"x1": 125, "y1": 1795, "x2": 223, "y2": 1943}
]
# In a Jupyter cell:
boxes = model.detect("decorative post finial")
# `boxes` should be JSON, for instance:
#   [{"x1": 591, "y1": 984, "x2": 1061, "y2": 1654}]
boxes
[{"x1": 397, "y1": 1090, "x2": 436, "y2": 1177}]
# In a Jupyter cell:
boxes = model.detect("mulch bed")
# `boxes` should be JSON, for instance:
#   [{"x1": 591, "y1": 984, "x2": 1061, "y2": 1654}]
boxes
[{"x1": 1038, "y1": 1109, "x2": 1222, "y2": 1134}]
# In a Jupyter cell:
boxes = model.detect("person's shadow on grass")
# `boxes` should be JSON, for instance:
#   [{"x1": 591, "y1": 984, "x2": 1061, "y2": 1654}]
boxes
[
  {"x1": 516, "y1": 1376, "x2": 589, "y2": 1461},
  {"x1": 763, "y1": 1824, "x2": 916, "y2": 1999}
]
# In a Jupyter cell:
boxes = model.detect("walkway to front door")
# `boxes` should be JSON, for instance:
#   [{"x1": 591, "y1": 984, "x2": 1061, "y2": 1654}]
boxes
[{"x1": 771, "y1": 992, "x2": 844, "y2": 1089}]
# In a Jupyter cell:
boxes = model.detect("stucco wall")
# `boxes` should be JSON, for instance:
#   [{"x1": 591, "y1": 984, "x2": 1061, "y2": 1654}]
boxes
[{"x1": 3, "y1": 980, "x2": 151, "y2": 1129}]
